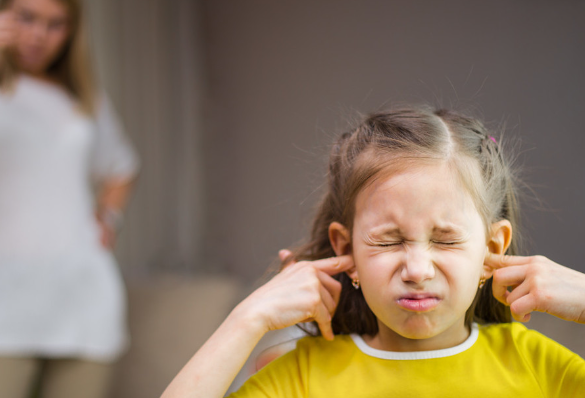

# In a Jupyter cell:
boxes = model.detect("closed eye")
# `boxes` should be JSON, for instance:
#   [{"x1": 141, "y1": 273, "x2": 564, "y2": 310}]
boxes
[
  {"x1": 17, "y1": 11, "x2": 35, "y2": 23},
  {"x1": 432, "y1": 241, "x2": 458, "y2": 246},
  {"x1": 49, "y1": 20, "x2": 67, "y2": 31},
  {"x1": 376, "y1": 242, "x2": 401, "y2": 247}
]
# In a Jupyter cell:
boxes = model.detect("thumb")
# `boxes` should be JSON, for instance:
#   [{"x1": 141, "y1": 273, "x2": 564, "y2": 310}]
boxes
[{"x1": 278, "y1": 249, "x2": 296, "y2": 268}]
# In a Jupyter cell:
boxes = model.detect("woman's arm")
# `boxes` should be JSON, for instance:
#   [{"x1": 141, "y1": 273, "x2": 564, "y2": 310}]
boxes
[
  {"x1": 160, "y1": 255, "x2": 353, "y2": 398},
  {"x1": 95, "y1": 176, "x2": 138, "y2": 249},
  {"x1": 485, "y1": 252, "x2": 585, "y2": 323}
]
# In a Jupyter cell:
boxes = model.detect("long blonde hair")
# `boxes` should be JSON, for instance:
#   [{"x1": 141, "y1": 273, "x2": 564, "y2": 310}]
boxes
[{"x1": 0, "y1": 0, "x2": 96, "y2": 115}]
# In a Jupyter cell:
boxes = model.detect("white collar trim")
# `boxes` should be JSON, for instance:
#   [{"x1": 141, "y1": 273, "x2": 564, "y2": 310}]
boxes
[{"x1": 350, "y1": 323, "x2": 479, "y2": 360}]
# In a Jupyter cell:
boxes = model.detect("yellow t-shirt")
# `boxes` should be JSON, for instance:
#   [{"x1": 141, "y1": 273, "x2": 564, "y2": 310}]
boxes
[{"x1": 228, "y1": 323, "x2": 584, "y2": 397}]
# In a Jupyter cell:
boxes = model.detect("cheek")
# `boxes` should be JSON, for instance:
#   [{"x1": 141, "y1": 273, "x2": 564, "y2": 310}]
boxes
[
  {"x1": 13, "y1": 26, "x2": 30, "y2": 46},
  {"x1": 437, "y1": 249, "x2": 484, "y2": 295},
  {"x1": 47, "y1": 30, "x2": 69, "y2": 52},
  {"x1": 353, "y1": 249, "x2": 401, "y2": 285}
]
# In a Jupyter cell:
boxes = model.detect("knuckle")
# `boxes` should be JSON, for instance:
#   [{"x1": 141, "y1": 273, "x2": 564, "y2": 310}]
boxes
[
  {"x1": 531, "y1": 287, "x2": 543, "y2": 301},
  {"x1": 299, "y1": 262, "x2": 317, "y2": 275},
  {"x1": 308, "y1": 291, "x2": 321, "y2": 307},
  {"x1": 293, "y1": 263, "x2": 316, "y2": 279},
  {"x1": 303, "y1": 309, "x2": 314, "y2": 320},
  {"x1": 531, "y1": 286, "x2": 551, "y2": 303},
  {"x1": 530, "y1": 274, "x2": 544, "y2": 290},
  {"x1": 307, "y1": 276, "x2": 321, "y2": 291}
]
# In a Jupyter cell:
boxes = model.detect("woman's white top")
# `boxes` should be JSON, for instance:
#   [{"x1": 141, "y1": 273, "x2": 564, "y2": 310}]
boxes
[{"x1": 0, "y1": 75, "x2": 140, "y2": 362}]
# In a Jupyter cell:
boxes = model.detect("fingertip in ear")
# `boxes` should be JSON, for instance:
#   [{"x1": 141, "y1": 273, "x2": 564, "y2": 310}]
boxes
[{"x1": 328, "y1": 222, "x2": 357, "y2": 280}]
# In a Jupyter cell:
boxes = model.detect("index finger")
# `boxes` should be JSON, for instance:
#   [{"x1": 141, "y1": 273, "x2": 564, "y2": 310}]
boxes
[
  {"x1": 484, "y1": 252, "x2": 527, "y2": 269},
  {"x1": 310, "y1": 255, "x2": 353, "y2": 275}
]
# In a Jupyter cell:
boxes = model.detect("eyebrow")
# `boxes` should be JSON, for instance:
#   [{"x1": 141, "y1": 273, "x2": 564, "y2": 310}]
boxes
[
  {"x1": 431, "y1": 226, "x2": 466, "y2": 237},
  {"x1": 13, "y1": 5, "x2": 32, "y2": 14},
  {"x1": 367, "y1": 226, "x2": 401, "y2": 240},
  {"x1": 366, "y1": 224, "x2": 466, "y2": 240},
  {"x1": 14, "y1": 4, "x2": 68, "y2": 22}
]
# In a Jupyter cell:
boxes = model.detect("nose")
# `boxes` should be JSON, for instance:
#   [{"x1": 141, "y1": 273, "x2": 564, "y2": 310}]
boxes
[
  {"x1": 30, "y1": 21, "x2": 49, "y2": 42},
  {"x1": 401, "y1": 244, "x2": 435, "y2": 284}
]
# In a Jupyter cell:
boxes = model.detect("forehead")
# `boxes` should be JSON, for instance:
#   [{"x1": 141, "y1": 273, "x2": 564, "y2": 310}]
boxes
[
  {"x1": 353, "y1": 161, "x2": 483, "y2": 235},
  {"x1": 13, "y1": 0, "x2": 69, "y2": 19}
]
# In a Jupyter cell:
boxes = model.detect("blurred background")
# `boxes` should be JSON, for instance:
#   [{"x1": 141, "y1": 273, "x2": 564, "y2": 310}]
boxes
[{"x1": 84, "y1": 0, "x2": 585, "y2": 396}]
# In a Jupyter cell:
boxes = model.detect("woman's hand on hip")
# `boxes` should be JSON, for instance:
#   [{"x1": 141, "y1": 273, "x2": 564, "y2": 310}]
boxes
[
  {"x1": 95, "y1": 214, "x2": 117, "y2": 250},
  {"x1": 486, "y1": 252, "x2": 585, "y2": 324}
]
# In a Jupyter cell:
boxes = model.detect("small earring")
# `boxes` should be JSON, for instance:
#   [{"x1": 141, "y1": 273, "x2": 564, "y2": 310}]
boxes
[
  {"x1": 478, "y1": 276, "x2": 486, "y2": 289},
  {"x1": 352, "y1": 279, "x2": 360, "y2": 290}
]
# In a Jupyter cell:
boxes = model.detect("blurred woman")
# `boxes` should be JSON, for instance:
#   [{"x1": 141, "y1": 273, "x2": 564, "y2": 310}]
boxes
[{"x1": 0, "y1": 0, "x2": 140, "y2": 397}]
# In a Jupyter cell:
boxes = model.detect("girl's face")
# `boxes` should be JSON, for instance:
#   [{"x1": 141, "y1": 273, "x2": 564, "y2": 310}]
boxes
[
  {"x1": 349, "y1": 162, "x2": 490, "y2": 351},
  {"x1": 9, "y1": 0, "x2": 71, "y2": 75}
]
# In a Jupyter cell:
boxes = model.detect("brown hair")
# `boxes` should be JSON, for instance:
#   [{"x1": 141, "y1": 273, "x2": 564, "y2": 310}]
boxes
[
  {"x1": 290, "y1": 105, "x2": 521, "y2": 336},
  {"x1": 0, "y1": 0, "x2": 97, "y2": 115}
]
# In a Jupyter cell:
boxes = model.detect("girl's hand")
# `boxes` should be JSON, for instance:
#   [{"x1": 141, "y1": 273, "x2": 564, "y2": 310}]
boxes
[
  {"x1": 0, "y1": 11, "x2": 15, "y2": 50},
  {"x1": 236, "y1": 254, "x2": 354, "y2": 340},
  {"x1": 161, "y1": 253, "x2": 353, "y2": 398},
  {"x1": 485, "y1": 252, "x2": 585, "y2": 324},
  {"x1": 278, "y1": 248, "x2": 296, "y2": 268}
]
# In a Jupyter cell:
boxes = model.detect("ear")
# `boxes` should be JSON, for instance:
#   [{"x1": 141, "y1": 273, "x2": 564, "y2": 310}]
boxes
[
  {"x1": 328, "y1": 221, "x2": 358, "y2": 280},
  {"x1": 483, "y1": 219, "x2": 512, "y2": 278}
]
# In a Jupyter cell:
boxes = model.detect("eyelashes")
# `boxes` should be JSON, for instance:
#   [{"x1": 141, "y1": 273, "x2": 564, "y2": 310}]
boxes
[
  {"x1": 375, "y1": 241, "x2": 459, "y2": 247},
  {"x1": 376, "y1": 242, "x2": 400, "y2": 247},
  {"x1": 433, "y1": 241, "x2": 458, "y2": 246}
]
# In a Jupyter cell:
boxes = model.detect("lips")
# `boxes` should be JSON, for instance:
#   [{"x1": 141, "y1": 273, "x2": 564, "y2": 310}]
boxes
[
  {"x1": 22, "y1": 48, "x2": 44, "y2": 59},
  {"x1": 396, "y1": 293, "x2": 441, "y2": 312},
  {"x1": 19, "y1": 48, "x2": 46, "y2": 67}
]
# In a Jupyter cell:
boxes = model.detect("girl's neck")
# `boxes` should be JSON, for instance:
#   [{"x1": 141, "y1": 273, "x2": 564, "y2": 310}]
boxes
[{"x1": 363, "y1": 319, "x2": 471, "y2": 352}]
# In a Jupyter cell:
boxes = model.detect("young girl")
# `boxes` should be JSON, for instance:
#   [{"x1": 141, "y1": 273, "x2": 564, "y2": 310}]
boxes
[{"x1": 162, "y1": 106, "x2": 585, "y2": 397}]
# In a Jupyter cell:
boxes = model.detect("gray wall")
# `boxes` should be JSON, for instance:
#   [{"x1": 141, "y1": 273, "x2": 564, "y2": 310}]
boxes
[
  {"x1": 202, "y1": 0, "x2": 585, "y2": 281},
  {"x1": 86, "y1": 0, "x2": 208, "y2": 278}
]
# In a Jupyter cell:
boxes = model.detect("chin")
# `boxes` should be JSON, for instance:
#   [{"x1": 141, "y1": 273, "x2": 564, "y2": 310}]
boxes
[
  {"x1": 15, "y1": 55, "x2": 51, "y2": 75},
  {"x1": 391, "y1": 315, "x2": 444, "y2": 340},
  {"x1": 16, "y1": 62, "x2": 45, "y2": 75}
]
